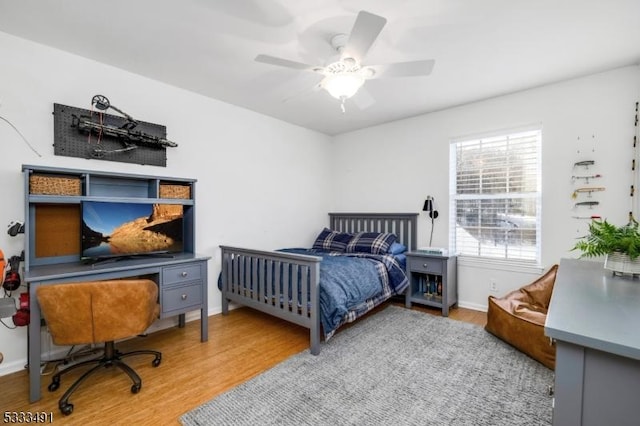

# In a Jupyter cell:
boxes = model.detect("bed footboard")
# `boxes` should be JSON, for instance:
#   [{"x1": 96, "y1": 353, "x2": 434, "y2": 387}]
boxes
[{"x1": 219, "y1": 246, "x2": 322, "y2": 355}]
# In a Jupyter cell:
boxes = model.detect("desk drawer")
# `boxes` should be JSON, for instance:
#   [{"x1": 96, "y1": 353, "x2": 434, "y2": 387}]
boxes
[
  {"x1": 408, "y1": 257, "x2": 443, "y2": 274},
  {"x1": 163, "y1": 264, "x2": 202, "y2": 285},
  {"x1": 162, "y1": 282, "x2": 202, "y2": 315}
]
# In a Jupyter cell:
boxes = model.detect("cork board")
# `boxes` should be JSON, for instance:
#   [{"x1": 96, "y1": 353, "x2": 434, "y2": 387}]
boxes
[{"x1": 35, "y1": 204, "x2": 81, "y2": 257}]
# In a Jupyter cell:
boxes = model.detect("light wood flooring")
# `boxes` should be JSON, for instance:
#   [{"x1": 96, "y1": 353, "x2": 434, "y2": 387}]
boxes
[{"x1": 0, "y1": 302, "x2": 486, "y2": 425}]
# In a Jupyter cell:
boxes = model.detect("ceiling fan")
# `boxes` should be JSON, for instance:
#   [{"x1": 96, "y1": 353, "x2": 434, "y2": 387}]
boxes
[{"x1": 255, "y1": 10, "x2": 435, "y2": 112}]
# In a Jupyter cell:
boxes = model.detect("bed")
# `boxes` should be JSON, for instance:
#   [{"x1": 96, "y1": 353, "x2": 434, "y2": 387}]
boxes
[{"x1": 220, "y1": 212, "x2": 418, "y2": 355}]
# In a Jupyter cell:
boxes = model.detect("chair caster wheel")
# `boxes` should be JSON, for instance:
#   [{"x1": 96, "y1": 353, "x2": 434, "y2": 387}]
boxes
[
  {"x1": 48, "y1": 381, "x2": 60, "y2": 392},
  {"x1": 152, "y1": 357, "x2": 161, "y2": 367},
  {"x1": 131, "y1": 383, "x2": 141, "y2": 394},
  {"x1": 60, "y1": 403, "x2": 73, "y2": 416}
]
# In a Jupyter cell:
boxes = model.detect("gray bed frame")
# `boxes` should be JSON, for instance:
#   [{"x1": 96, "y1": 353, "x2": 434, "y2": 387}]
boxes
[{"x1": 220, "y1": 213, "x2": 418, "y2": 355}]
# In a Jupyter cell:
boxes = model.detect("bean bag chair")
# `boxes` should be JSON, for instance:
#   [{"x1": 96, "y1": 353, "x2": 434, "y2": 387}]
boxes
[{"x1": 485, "y1": 264, "x2": 558, "y2": 369}]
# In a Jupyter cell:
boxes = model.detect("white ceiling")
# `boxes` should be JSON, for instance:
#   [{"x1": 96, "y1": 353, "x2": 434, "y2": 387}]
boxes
[{"x1": 1, "y1": 0, "x2": 639, "y2": 136}]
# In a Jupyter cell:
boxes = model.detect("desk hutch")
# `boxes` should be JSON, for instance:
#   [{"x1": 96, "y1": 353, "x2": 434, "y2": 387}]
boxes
[{"x1": 22, "y1": 165, "x2": 210, "y2": 402}]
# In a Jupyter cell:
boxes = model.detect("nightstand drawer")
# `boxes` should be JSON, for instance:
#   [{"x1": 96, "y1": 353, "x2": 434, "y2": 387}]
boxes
[
  {"x1": 162, "y1": 282, "x2": 202, "y2": 314},
  {"x1": 408, "y1": 257, "x2": 443, "y2": 274},
  {"x1": 163, "y1": 264, "x2": 202, "y2": 285}
]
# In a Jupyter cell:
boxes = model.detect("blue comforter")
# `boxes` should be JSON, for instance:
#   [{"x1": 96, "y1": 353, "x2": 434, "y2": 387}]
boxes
[{"x1": 278, "y1": 249, "x2": 408, "y2": 338}]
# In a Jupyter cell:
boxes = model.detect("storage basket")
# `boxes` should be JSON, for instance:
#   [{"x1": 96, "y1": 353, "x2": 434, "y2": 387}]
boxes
[
  {"x1": 604, "y1": 252, "x2": 640, "y2": 276},
  {"x1": 159, "y1": 184, "x2": 191, "y2": 199},
  {"x1": 29, "y1": 175, "x2": 81, "y2": 196}
]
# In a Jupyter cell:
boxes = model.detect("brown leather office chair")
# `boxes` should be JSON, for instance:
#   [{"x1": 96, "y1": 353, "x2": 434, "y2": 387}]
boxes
[
  {"x1": 485, "y1": 265, "x2": 558, "y2": 370},
  {"x1": 36, "y1": 279, "x2": 162, "y2": 415}
]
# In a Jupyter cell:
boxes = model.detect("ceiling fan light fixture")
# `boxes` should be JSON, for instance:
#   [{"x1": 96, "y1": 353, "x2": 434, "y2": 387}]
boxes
[
  {"x1": 342, "y1": 57, "x2": 357, "y2": 67},
  {"x1": 323, "y1": 73, "x2": 365, "y2": 100},
  {"x1": 254, "y1": 10, "x2": 435, "y2": 113}
]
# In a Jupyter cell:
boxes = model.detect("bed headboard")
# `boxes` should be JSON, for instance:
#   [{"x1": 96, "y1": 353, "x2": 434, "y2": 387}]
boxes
[{"x1": 329, "y1": 213, "x2": 418, "y2": 251}]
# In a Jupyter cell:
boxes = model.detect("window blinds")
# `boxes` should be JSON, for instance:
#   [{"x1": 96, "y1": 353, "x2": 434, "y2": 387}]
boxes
[{"x1": 449, "y1": 129, "x2": 541, "y2": 262}]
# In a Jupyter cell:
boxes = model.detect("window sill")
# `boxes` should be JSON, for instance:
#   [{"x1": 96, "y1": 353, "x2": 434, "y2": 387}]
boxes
[{"x1": 457, "y1": 255, "x2": 544, "y2": 274}]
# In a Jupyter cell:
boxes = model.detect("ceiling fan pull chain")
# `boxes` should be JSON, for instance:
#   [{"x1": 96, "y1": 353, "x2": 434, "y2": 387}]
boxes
[{"x1": 340, "y1": 98, "x2": 346, "y2": 113}]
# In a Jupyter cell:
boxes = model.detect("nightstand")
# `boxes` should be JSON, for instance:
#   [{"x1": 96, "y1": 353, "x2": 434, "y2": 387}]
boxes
[{"x1": 405, "y1": 252, "x2": 457, "y2": 316}]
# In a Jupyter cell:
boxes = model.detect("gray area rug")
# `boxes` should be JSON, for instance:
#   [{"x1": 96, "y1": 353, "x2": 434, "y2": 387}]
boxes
[{"x1": 181, "y1": 306, "x2": 553, "y2": 426}]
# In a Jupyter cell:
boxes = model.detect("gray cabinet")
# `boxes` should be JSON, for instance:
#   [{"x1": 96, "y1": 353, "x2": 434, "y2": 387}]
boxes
[
  {"x1": 161, "y1": 262, "x2": 206, "y2": 317},
  {"x1": 545, "y1": 259, "x2": 640, "y2": 426},
  {"x1": 404, "y1": 252, "x2": 457, "y2": 316}
]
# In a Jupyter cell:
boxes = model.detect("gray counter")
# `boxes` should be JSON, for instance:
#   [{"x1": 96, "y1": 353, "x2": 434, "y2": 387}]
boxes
[
  {"x1": 546, "y1": 258, "x2": 640, "y2": 360},
  {"x1": 545, "y1": 258, "x2": 640, "y2": 426}
]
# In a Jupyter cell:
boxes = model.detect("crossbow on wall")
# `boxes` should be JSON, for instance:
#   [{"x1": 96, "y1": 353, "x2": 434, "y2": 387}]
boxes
[{"x1": 71, "y1": 95, "x2": 178, "y2": 158}]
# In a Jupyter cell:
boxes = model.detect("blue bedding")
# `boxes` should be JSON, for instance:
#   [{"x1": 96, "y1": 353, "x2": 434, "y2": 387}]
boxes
[{"x1": 278, "y1": 249, "x2": 408, "y2": 339}]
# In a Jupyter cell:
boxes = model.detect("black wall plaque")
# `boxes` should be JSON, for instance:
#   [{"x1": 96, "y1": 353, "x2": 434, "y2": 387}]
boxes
[{"x1": 53, "y1": 103, "x2": 172, "y2": 167}]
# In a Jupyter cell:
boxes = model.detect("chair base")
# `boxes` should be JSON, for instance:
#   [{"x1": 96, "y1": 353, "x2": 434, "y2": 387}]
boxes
[{"x1": 49, "y1": 341, "x2": 161, "y2": 415}]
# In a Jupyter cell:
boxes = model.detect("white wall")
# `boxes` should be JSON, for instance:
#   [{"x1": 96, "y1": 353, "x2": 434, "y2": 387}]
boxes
[
  {"x1": 332, "y1": 65, "x2": 640, "y2": 310},
  {"x1": 1, "y1": 29, "x2": 639, "y2": 376},
  {"x1": 0, "y1": 32, "x2": 333, "y2": 375}
]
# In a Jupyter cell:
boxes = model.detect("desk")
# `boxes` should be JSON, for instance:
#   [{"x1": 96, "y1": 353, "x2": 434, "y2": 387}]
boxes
[
  {"x1": 26, "y1": 253, "x2": 210, "y2": 403},
  {"x1": 545, "y1": 258, "x2": 640, "y2": 426}
]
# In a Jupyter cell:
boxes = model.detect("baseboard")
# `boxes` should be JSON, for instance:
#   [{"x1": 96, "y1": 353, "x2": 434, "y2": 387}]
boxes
[
  {"x1": 0, "y1": 359, "x2": 27, "y2": 377},
  {"x1": 457, "y1": 300, "x2": 488, "y2": 312}
]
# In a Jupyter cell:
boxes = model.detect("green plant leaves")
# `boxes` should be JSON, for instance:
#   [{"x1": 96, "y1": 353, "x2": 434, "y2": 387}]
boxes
[{"x1": 572, "y1": 220, "x2": 640, "y2": 260}]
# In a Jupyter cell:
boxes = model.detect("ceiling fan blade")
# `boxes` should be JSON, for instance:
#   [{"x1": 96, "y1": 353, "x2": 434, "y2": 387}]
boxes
[
  {"x1": 367, "y1": 59, "x2": 435, "y2": 78},
  {"x1": 255, "y1": 54, "x2": 320, "y2": 72},
  {"x1": 342, "y1": 11, "x2": 387, "y2": 64}
]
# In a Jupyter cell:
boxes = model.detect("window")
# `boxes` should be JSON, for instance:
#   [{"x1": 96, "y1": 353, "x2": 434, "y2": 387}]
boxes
[{"x1": 449, "y1": 128, "x2": 541, "y2": 263}]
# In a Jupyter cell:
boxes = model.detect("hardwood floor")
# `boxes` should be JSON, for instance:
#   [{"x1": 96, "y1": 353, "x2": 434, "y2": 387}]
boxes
[{"x1": 0, "y1": 304, "x2": 486, "y2": 425}]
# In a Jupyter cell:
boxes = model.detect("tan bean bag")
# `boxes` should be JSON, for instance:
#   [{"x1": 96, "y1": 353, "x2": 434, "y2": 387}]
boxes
[{"x1": 485, "y1": 264, "x2": 558, "y2": 370}]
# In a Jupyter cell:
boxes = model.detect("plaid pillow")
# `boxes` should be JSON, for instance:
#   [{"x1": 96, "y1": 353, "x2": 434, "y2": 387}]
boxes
[
  {"x1": 345, "y1": 232, "x2": 397, "y2": 255},
  {"x1": 312, "y1": 228, "x2": 353, "y2": 252}
]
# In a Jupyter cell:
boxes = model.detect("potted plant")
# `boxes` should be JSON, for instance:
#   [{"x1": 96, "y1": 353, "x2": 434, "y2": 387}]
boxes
[{"x1": 572, "y1": 219, "x2": 640, "y2": 275}]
